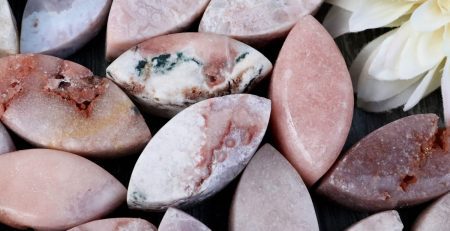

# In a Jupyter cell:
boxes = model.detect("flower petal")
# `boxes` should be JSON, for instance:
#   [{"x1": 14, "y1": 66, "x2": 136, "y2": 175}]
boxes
[
  {"x1": 441, "y1": 60, "x2": 450, "y2": 127},
  {"x1": 327, "y1": 0, "x2": 360, "y2": 11},
  {"x1": 404, "y1": 64, "x2": 442, "y2": 110},
  {"x1": 323, "y1": 6, "x2": 352, "y2": 38},
  {"x1": 411, "y1": 0, "x2": 450, "y2": 32}
]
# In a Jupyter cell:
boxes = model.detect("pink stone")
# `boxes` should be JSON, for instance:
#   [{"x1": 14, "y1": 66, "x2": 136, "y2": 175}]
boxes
[
  {"x1": 269, "y1": 15, "x2": 354, "y2": 186},
  {"x1": 20, "y1": 0, "x2": 112, "y2": 58},
  {"x1": 0, "y1": 122, "x2": 14, "y2": 154},
  {"x1": 199, "y1": 0, "x2": 323, "y2": 45},
  {"x1": 0, "y1": 54, "x2": 151, "y2": 157},
  {"x1": 106, "y1": 0, "x2": 210, "y2": 60},
  {"x1": 69, "y1": 218, "x2": 157, "y2": 231},
  {"x1": 159, "y1": 208, "x2": 211, "y2": 231},
  {"x1": 413, "y1": 193, "x2": 450, "y2": 231},
  {"x1": 0, "y1": 149, "x2": 126, "y2": 230},
  {"x1": 345, "y1": 211, "x2": 403, "y2": 231},
  {"x1": 127, "y1": 94, "x2": 271, "y2": 211},
  {"x1": 107, "y1": 33, "x2": 272, "y2": 118},
  {"x1": 0, "y1": 0, "x2": 18, "y2": 57},
  {"x1": 230, "y1": 144, "x2": 319, "y2": 231}
]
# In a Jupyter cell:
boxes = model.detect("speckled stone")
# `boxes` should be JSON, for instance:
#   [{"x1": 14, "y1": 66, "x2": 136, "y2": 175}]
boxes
[
  {"x1": 269, "y1": 15, "x2": 354, "y2": 186},
  {"x1": 199, "y1": 0, "x2": 323, "y2": 45},
  {"x1": 20, "y1": 0, "x2": 112, "y2": 58},
  {"x1": 127, "y1": 94, "x2": 271, "y2": 211},
  {"x1": 0, "y1": 149, "x2": 126, "y2": 230},
  {"x1": 318, "y1": 114, "x2": 450, "y2": 211},
  {"x1": 107, "y1": 33, "x2": 272, "y2": 118},
  {"x1": 159, "y1": 208, "x2": 211, "y2": 231},
  {"x1": 106, "y1": 0, "x2": 210, "y2": 60},
  {"x1": 345, "y1": 210, "x2": 403, "y2": 231},
  {"x1": 0, "y1": 0, "x2": 18, "y2": 57},
  {"x1": 0, "y1": 122, "x2": 14, "y2": 154},
  {"x1": 413, "y1": 193, "x2": 450, "y2": 231},
  {"x1": 230, "y1": 144, "x2": 319, "y2": 231},
  {"x1": 69, "y1": 218, "x2": 157, "y2": 231},
  {"x1": 0, "y1": 54, "x2": 151, "y2": 157}
]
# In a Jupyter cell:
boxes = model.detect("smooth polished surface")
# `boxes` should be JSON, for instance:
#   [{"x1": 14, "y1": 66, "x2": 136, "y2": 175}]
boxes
[
  {"x1": 0, "y1": 123, "x2": 14, "y2": 154},
  {"x1": 413, "y1": 193, "x2": 450, "y2": 231},
  {"x1": 0, "y1": 0, "x2": 17, "y2": 57},
  {"x1": 69, "y1": 218, "x2": 157, "y2": 231},
  {"x1": 345, "y1": 210, "x2": 403, "y2": 231},
  {"x1": 159, "y1": 208, "x2": 211, "y2": 231}
]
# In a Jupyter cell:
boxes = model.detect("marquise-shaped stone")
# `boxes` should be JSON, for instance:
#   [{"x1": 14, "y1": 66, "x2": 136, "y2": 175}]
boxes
[
  {"x1": 0, "y1": 0, "x2": 18, "y2": 57},
  {"x1": 318, "y1": 114, "x2": 450, "y2": 211},
  {"x1": 0, "y1": 54, "x2": 151, "y2": 157},
  {"x1": 107, "y1": 33, "x2": 272, "y2": 118},
  {"x1": 230, "y1": 144, "x2": 319, "y2": 231},
  {"x1": 413, "y1": 193, "x2": 450, "y2": 231},
  {"x1": 69, "y1": 218, "x2": 157, "y2": 231},
  {"x1": 127, "y1": 94, "x2": 271, "y2": 210},
  {"x1": 159, "y1": 208, "x2": 211, "y2": 231},
  {"x1": 199, "y1": 0, "x2": 323, "y2": 45},
  {"x1": 106, "y1": 0, "x2": 210, "y2": 60},
  {"x1": 345, "y1": 211, "x2": 403, "y2": 231},
  {"x1": 0, "y1": 149, "x2": 126, "y2": 230},
  {"x1": 269, "y1": 15, "x2": 354, "y2": 186},
  {"x1": 0, "y1": 122, "x2": 14, "y2": 154},
  {"x1": 21, "y1": 0, "x2": 112, "y2": 58}
]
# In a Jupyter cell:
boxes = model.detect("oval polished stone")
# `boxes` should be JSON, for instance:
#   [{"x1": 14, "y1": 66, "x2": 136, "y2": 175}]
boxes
[
  {"x1": 69, "y1": 218, "x2": 157, "y2": 231},
  {"x1": 345, "y1": 211, "x2": 403, "y2": 231},
  {"x1": 0, "y1": 54, "x2": 151, "y2": 157},
  {"x1": 21, "y1": 0, "x2": 112, "y2": 58},
  {"x1": 0, "y1": 0, "x2": 18, "y2": 57},
  {"x1": 413, "y1": 193, "x2": 450, "y2": 231},
  {"x1": 107, "y1": 33, "x2": 272, "y2": 118},
  {"x1": 269, "y1": 15, "x2": 354, "y2": 186},
  {"x1": 106, "y1": 0, "x2": 210, "y2": 60},
  {"x1": 159, "y1": 208, "x2": 211, "y2": 231},
  {"x1": 0, "y1": 149, "x2": 126, "y2": 230},
  {"x1": 318, "y1": 114, "x2": 450, "y2": 211},
  {"x1": 127, "y1": 94, "x2": 271, "y2": 211},
  {"x1": 0, "y1": 122, "x2": 14, "y2": 154},
  {"x1": 199, "y1": 0, "x2": 323, "y2": 45},
  {"x1": 230, "y1": 144, "x2": 319, "y2": 231}
]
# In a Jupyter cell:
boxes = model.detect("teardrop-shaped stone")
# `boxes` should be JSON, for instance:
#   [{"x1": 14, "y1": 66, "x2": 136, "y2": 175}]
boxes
[
  {"x1": 107, "y1": 33, "x2": 272, "y2": 118},
  {"x1": 159, "y1": 208, "x2": 211, "y2": 231},
  {"x1": 345, "y1": 210, "x2": 403, "y2": 231},
  {"x1": 199, "y1": 0, "x2": 323, "y2": 45},
  {"x1": 269, "y1": 15, "x2": 354, "y2": 186},
  {"x1": 21, "y1": 0, "x2": 112, "y2": 58},
  {"x1": 0, "y1": 0, "x2": 18, "y2": 57},
  {"x1": 318, "y1": 114, "x2": 450, "y2": 211},
  {"x1": 413, "y1": 193, "x2": 450, "y2": 231},
  {"x1": 106, "y1": 0, "x2": 210, "y2": 60},
  {"x1": 69, "y1": 218, "x2": 157, "y2": 231},
  {"x1": 0, "y1": 54, "x2": 151, "y2": 157},
  {"x1": 128, "y1": 94, "x2": 271, "y2": 211},
  {"x1": 0, "y1": 149, "x2": 126, "y2": 230},
  {"x1": 230, "y1": 144, "x2": 319, "y2": 231},
  {"x1": 0, "y1": 122, "x2": 14, "y2": 154}
]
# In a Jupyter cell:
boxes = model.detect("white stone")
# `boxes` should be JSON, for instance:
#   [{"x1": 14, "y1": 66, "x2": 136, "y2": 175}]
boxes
[
  {"x1": 0, "y1": 0, "x2": 18, "y2": 57},
  {"x1": 159, "y1": 208, "x2": 211, "y2": 231},
  {"x1": 345, "y1": 210, "x2": 403, "y2": 231}
]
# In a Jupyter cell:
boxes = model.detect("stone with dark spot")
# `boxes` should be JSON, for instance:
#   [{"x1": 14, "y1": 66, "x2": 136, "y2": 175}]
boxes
[
  {"x1": 317, "y1": 114, "x2": 450, "y2": 211},
  {"x1": 69, "y1": 218, "x2": 156, "y2": 231}
]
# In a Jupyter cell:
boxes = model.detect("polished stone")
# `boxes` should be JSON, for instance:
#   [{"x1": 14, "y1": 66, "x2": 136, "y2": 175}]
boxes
[
  {"x1": 0, "y1": 122, "x2": 14, "y2": 154},
  {"x1": 69, "y1": 218, "x2": 156, "y2": 231},
  {"x1": 159, "y1": 208, "x2": 211, "y2": 231},
  {"x1": 413, "y1": 193, "x2": 450, "y2": 231},
  {"x1": 345, "y1": 210, "x2": 403, "y2": 231},
  {"x1": 0, "y1": 0, "x2": 18, "y2": 57}
]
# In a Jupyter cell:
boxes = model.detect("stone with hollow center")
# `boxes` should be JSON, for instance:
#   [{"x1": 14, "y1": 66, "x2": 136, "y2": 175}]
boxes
[
  {"x1": 269, "y1": 15, "x2": 354, "y2": 186},
  {"x1": 413, "y1": 193, "x2": 450, "y2": 231},
  {"x1": 0, "y1": 149, "x2": 126, "y2": 230},
  {"x1": 159, "y1": 208, "x2": 211, "y2": 231},
  {"x1": 0, "y1": 54, "x2": 151, "y2": 157},
  {"x1": 199, "y1": 0, "x2": 323, "y2": 45},
  {"x1": 20, "y1": 0, "x2": 111, "y2": 58},
  {"x1": 127, "y1": 94, "x2": 271, "y2": 211},
  {"x1": 0, "y1": 0, "x2": 18, "y2": 57},
  {"x1": 107, "y1": 33, "x2": 272, "y2": 118},
  {"x1": 345, "y1": 210, "x2": 403, "y2": 231},
  {"x1": 230, "y1": 144, "x2": 319, "y2": 231},
  {"x1": 106, "y1": 0, "x2": 210, "y2": 60},
  {"x1": 69, "y1": 218, "x2": 156, "y2": 231}
]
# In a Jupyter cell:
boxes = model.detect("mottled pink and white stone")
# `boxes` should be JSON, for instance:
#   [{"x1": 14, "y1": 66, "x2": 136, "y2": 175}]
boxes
[
  {"x1": 127, "y1": 94, "x2": 271, "y2": 211},
  {"x1": 0, "y1": 54, "x2": 151, "y2": 157},
  {"x1": 413, "y1": 193, "x2": 450, "y2": 231},
  {"x1": 345, "y1": 211, "x2": 403, "y2": 231},
  {"x1": 0, "y1": 0, "x2": 18, "y2": 57},
  {"x1": 106, "y1": 0, "x2": 210, "y2": 60},
  {"x1": 199, "y1": 0, "x2": 323, "y2": 45},
  {"x1": 107, "y1": 33, "x2": 272, "y2": 118},
  {"x1": 269, "y1": 15, "x2": 354, "y2": 186},
  {"x1": 159, "y1": 208, "x2": 211, "y2": 231},
  {"x1": 0, "y1": 122, "x2": 14, "y2": 154},
  {"x1": 0, "y1": 149, "x2": 126, "y2": 230},
  {"x1": 69, "y1": 218, "x2": 157, "y2": 231},
  {"x1": 230, "y1": 144, "x2": 319, "y2": 231},
  {"x1": 20, "y1": 0, "x2": 112, "y2": 58}
]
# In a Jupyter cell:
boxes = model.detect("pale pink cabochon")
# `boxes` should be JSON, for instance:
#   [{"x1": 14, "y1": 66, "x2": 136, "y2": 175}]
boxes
[
  {"x1": 413, "y1": 193, "x2": 450, "y2": 231},
  {"x1": 345, "y1": 210, "x2": 403, "y2": 231},
  {"x1": 0, "y1": 0, "x2": 18, "y2": 57},
  {"x1": 0, "y1": 122, "x2": 14, "y2": 154},
  {"x1": 159, "y1": 208, "x2": 211, "y2": 231},
  {"x1": 69, "y1": 218, "x2": 157, "y2": 231}
]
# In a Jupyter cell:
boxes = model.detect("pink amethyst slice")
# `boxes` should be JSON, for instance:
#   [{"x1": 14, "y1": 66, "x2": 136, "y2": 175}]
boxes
[
  {"x1": 0, "y1": 54, "x2": 151, "y2": 157},
  {"x1": 159, "y1": 208, "x2": 211, "y2": 231},
  {"x1": 127, "y1": 94, "x2": 271, "y2": 211},
  {"x1": 0, "y1": 149, "x2": 126, "y2": 230},
  {"x1": 345, "y1": 211, "x2": 403, "y2": 231},
  {"x1": 69, "y1": 218, "x2": 157, "y2": 231}
]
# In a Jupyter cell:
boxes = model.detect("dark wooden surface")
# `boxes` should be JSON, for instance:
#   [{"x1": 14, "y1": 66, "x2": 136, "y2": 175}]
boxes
[{"x1": 2, "y1": 1, "x2": 444, "y2": 230}]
